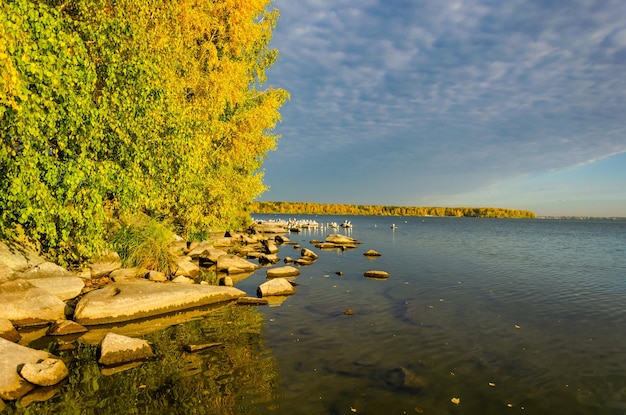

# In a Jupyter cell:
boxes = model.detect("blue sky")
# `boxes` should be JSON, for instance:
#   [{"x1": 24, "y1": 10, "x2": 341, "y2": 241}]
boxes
[{"x1": 258, "y1": 0, "x2": 626, "y2": 217}]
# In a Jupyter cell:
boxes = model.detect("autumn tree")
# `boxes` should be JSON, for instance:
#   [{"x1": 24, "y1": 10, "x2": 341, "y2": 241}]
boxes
[{"x1": 0, "y1": 0, "x2": 288, "y2": 264}]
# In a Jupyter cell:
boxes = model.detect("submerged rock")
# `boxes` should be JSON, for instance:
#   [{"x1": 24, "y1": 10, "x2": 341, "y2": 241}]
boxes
[
  {"x1": 98, "y1": 333, "x2": 153, "y2": 366},
  {"x1": 363, "y1": 249, "x2": 382, "y2": 257}
]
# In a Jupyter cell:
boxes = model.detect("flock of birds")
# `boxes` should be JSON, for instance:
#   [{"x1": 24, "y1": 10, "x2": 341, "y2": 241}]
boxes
[{"x1": 257, "y1": 218, "x2": 401, "y2": 231}]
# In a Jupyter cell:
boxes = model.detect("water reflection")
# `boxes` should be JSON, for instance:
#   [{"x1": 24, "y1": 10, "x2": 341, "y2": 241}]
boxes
[{"x1": 9, "y1": 304, "x2": 279, "y2": 414}]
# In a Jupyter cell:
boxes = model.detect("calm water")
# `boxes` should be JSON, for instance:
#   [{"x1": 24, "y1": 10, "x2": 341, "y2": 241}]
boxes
[
  {"x1": 10, "y1": 215, "x2": 626, "y2": 414},
  {"x1": 239, "y1": 215, "x2": 626, "y2": 415}
]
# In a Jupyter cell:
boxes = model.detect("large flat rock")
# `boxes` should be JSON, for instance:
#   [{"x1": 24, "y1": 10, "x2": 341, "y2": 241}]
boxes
[
  {"x1": 0, "y1": 280, "x2": 67, "y2": 326},
  {"x1": 74, "y1": 280, "x2": 246, "y2": 325}
]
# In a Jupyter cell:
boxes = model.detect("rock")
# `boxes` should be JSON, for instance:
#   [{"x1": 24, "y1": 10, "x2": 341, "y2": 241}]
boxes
[
  {"x1": 258, "y1": 254, "x2": 280, "y2": 265},
  {"x1": 266, "y1": 266, "x2": 300, "y2": 279},
  {"x1": 0, "y1": 280, "x2": 67, "y2": 326},
  {"x1": 261, "y1": 239, "x2": 279, "y2": 254},
  {"x1": 19, "y1": 381, "x2": 66, "y2": 407},
  {"x1": 174, "y1": 257, "x2": 200, "y2": 278},
  {"x1": 74, "y1": 280, "x2": 246, "y2": 325},
  {"x1": 88, "y1": 261, "x2": 122, "y2": 279},
  {"x1": 18, "y1": 358, "x2": 69, "y2": 387},
  {"x1": 216, "y1": 254, "x2": 259, "y2": 274},
  {"x1": 182, "y1": 342, "x2": 222, "y2": 352},
  {"x1": 147, "y1": 270, "x2": 168, "y2": 282},
  {"x1": 0, "y1": 319, "x2": 21, "y2": 343},
  {"x1": 300, "y1": 248, "x2": 319, "y2": 260},
  {"x1": 283, "y1": 256, "x2": 294, "y2": 263},
  {"x1": 198, "y1": 247, "x2": 229, "y2": 265},
  {"x1": 363, "y1": 249, "x2": 382, "y2": 257},
  {"x1": 213, "y1": 237, "x2": 236, "y2": 248},
  {"x1": 171, "y1": 276, "x2": 194, "y2": 284},
  {"x1": 325, "y1": 234, "x2": 361, "y2": 245},
  {"x1": 295, "y1": 257, "x2": 315, "y2": 266},
  {"x1": 253, "y1": 223, "x2": 288, "y2": 234},
  {"x1": 98, "y1": 332, "x2": 154, "y2": 366},
  {"x1": 315, "y1": 242, "x2": 340, "y2": 249},
  {"x1": 274, "y1": 235, "x2": 290, "y2": 244},
  {"x1": 219, "y1": 276, "x2": 234, "y2": 287},
  {"x1": 27, "y1": 276, "x2": 85, "y2": 301},
  {"x1": 257, "y1": 278, "x2": 296, "y2": 297},
  {"x1": 385, "y1": 367, "x2": 427, "y2": 391},
  {"x1": 237, "y1": 297, "x2": 269, "y2": 305},
  {"x1": 46, "y1": 320, "x2": 88, "y2": 336},
  {"x1": 364, "y1": 270, "x2": 390, "y2": 279},
  {"x1": 0, "y1": 337, "x2": 51, "y2": 400},
  {"x1": 109, "y1": 267, "x2": 148, "y2": 281}
]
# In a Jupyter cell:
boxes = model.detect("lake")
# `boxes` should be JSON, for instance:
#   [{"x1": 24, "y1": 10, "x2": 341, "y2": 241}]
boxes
[{"x1": 8, "y1": 215, "x2": 626, "y2": 414}]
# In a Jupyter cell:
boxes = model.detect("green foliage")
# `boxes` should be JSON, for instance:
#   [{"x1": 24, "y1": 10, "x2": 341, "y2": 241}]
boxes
[
  {"x1": 251, "y1": 201, "x2": 538, "y2": 219},
  {"x1": 111, "y1": 217, "x2": 177, "y2": 276},
  {"x1": 0, "y1": 0, "x2": 288, "y2": 265}
]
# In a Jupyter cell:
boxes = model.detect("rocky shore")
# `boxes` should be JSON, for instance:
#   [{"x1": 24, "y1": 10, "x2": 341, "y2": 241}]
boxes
[{"x1": 0, "y1": 220, "x2": 387, "y2": 408}]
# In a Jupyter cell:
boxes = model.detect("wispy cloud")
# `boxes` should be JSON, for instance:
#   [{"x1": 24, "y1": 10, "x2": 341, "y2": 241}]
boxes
[{"x1": 263, "y1": 0, "x2": 626, "y2": 209}]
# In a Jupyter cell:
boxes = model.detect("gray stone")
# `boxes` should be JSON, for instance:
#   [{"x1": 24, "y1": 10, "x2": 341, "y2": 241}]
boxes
[
  {"x1": 266, "y1": 266, "x2": 300, "y2": 279},
  {"x1": 0, "y1": 280, "x2": 67, "y2": 326},
  {"x1": 257, "y1": 278, "x2": 296, "y2": 297},
  {"x1": 18, "y1": 358, "x2": 69, "y2": 387},
  {"x1": 147, "y1": 270, "x2": 168, "y2": 282},
  {"x1": 109, "y1": 267, "x2": 148, "y2": 281},
  {"x1": 363, "y1": 249, "x2": 382, "y2": 257},
  {"x1": 98, "y1": 332, "x2": 153, "y2": 366},
  {"x1": 0, "y1": 337, "x2": 51, "y2": 400},
  {"x1": 258, "y1": 254, "x2": 280, "y2": 265},
  {"x1": 74, "y1": 280, "x2": 246, "y2": 325}
]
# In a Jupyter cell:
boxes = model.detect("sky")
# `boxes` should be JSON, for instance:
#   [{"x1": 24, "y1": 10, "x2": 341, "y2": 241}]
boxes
[{"x1": 258, "y1": 0, "x2": 626, "y2": 217}]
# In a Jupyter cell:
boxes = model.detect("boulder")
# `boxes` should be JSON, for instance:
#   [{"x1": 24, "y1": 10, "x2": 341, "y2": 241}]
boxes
[
  {"x1": 300, "y1": 248, "x2": 319, "y2": 260},
  {"x1": 261, "y1": 239, "x2": 279, "y2": 254},
  {"x1": 98, "y1": 332, "x2": 153, "y2": 366},
  {"x1": 198, "y1": 247, "x2": 229, "y2": 265},
  {"x1": 274, "y1": 235, "x2": 290, "y2": 244},
  {"x1": 74, "y1": 280, "x2": 245, "y2": 325},
  {"x1": 27, "y1": 276, "x2": 85, "y2": 301},
  {"x1": 0, "y1": 319, "x2": 20, "y2": 343},
  {"x1": 258, "y1": 254, "x2": 280, "y2": 265},
  {"x1": 253, "y1": 223, "x2": 289, "y2": 234},
  {"x1": 216, "y1": 254, "x2": 259, "y2": 274},
  {"x1": 363, "y1": 249, "x2": 382, "y2": 257},
  {"x1": 219, "y1": 276, "x2": 233, "y2": 287},
  {"x1": 325, "y1": 234, "x2": 361, "y2": 245},
  {"x1": 266, "y1": 266, "x2": 300, "y2": 279},
  {"x1": 295, "y1": 257, "x2": 315, "y2": 266},
  {"x1": 18, "y1": 358, "x2": 69, "y2": 387},
  {"x1": 0, "y1": 337, "x2": 51, "y2": 400},
  {"x1": 88, "y1": 259, "x2": 122, "y2": 279},
  {"x1": 0, "y1": 280, "x2": 67, "y2": 326},
  {"x1": 171, "y1": 276, "x2": 194, "y2": 284},
  {"x1": 257, "y1": 278, "x2": 296, "y2": 297},
  {"x1": 147, "y1": 271, "x2": 167, "y2": 282},
  {"x1": 364, "y1": 270, "x2": 390, "y2": 279},
  {"x1": 46, "y1": 320, "x2": 88, "y2": 336},
  {"x1": 174, "y1": 257, "x2": 200, "y2": 278}
]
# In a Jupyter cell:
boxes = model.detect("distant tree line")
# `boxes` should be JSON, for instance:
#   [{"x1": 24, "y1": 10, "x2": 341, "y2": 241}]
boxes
[{"x1": 250, "y1": 201, "x2": 537, "y2": 219}]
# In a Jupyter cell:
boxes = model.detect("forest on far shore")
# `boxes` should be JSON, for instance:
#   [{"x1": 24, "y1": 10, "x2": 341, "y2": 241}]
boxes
[{"x1": 250, "y1": 201, "x2": 537, "y2": 219}]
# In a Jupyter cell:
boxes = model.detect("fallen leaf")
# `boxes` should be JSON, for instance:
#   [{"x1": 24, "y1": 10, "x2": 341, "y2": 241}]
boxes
[
  {"x1": 489, "y1": 382, "x2": 496, "y2": 387},
  {"x1": 515, "y1": 325, "x2": 521, "y2": 329},
  {"x1": 451, "y1": 397, "x2": 460, "y2": 405},
  {"x1": 350, "y1": 407, "x2": 357, "y2": 413},
  {"x1": 507, "y1": 403, "x2": 513, "y2": 408}
]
